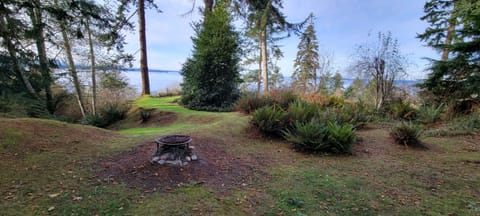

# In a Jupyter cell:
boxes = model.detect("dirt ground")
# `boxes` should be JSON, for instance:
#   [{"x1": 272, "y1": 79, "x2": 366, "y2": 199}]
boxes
[
  {"x1": 96, "y1": 136, "x2": 262, "y2": 194},
  {"x1": 95, "y1": 124, "x2": 480, "y2": 197}
]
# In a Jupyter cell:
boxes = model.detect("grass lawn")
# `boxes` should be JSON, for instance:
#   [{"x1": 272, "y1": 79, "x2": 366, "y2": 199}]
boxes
[{"x1": 0, "y1": 96, "x2": 479, "y2": 215}]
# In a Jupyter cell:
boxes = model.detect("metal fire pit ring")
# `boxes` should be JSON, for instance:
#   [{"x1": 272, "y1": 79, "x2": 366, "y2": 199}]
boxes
[
  {"x1": 153, "y1": 134, "x2": 197, "y2": 165},
  {"x1": 155, "y1": 134, "x2": 192, "y2": 150}
]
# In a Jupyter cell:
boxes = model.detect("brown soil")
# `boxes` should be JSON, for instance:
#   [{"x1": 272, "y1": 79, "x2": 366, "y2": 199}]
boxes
[{"x1": 96, "y1": 136, "x2": 262, "y2": 194}]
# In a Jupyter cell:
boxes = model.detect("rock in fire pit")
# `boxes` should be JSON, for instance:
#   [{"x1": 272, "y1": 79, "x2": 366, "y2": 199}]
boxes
[{"x1": 152, "y1": 134, "x2": 198, "y2": 166}]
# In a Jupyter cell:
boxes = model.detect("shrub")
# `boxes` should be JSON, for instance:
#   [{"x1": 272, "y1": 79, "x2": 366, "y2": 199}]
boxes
[
  {"x1": 234, "y1": 93, "x2": 273, "y2": 114},
  {"x1": 391, "y1": 121, "x2": 424, "y2": 148},
  {"x1": 157, "y1": 89, "x2": 181, "y2": 97},
  {"x1": 315, "y1": 108, "x2": 338, "y2": 123},
  {"x1": 282, "y1": 120, "x2": 357, "y2": 154},
  {"x1": 83, "y1": 103, "x2": 129, "y2": 128},
  {"x1": 282, "y1": 120, "x2": 328, "y2": 151},
  {"x1": 458, "y1": 111, "x2": 480, "y2": 130},
  {"x1": 101, "y1": 103, "x2": 129, "y2": 125},
  {"x1": 269, "y1": 88, "x2": 298, "y2": 109},
  {"x1": 25, "y1": 99, "x2": 50, "y2": 118},
  {"x1": 418, "y1": 104, "x2": 443, "y2": 124},
  {"x1": 343, "y1": 101, "x2": 373, "y2": 128},
  {"x1": 327, "y1": 96, "x2": 345, "y2": 108},
  {"x1": 286, "y1": 100, "x2": 318, "y2": 126},
  {"x1": 387, "y1": 101, "x2": 417, "y2": 120},
  {"x1": 0, "y1": 95, "x2": 28, "y2": 117},
  {"x1": 300, "y1": 93, "x2": 329, "y2": 106},
  {"x1": 424, "y1": 111, "x2": 480, "y2": 137},
  {"x1": 139, "y1": 108, "x2": 155, "y2": 123},
  {"x1": 82, "y1": 113, "x2": 106, "y2": 127},
  {"x1": 326, "y1": 122, "x2": 356, "y2": 154},
  {"x1": 315, "y1": 101, "x2": 372, "y2": 129},
  {"x1": 0, "y1": 98, "x2": 12, "y2": 113},
  {"x1": 251, "y1": 105, "x2": 286, "y2": 136}
]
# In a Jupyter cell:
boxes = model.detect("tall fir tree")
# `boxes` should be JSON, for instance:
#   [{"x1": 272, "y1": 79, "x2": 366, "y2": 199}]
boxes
[
  {"x1": 238, "y1": 0, "x2": 306, "y2": 94},
  {"x1": 181, "y1": 2, "x2": 241, "y2": 111},
  {"x1": 292, "y1": 14, "x2": 319, "y2": 93},
  {"x1": 418, "y1": 0, "x2": 480, "y2": 107}
]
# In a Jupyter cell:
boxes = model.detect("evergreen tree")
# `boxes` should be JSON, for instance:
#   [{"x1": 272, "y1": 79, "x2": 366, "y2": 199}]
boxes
[
  {"x1": 418, "y1": 0, "x2": 480, "y2": 106},
  {"x1": 181, "y1": 2, "x2": 241, "y2": 111},
  {"x1": 417, "y1": 0, "x2": 457, "y2": 61},
  {"x1": 318, "y1": 72, "x2": 330, "y2": 95},
  {"x1": 0, "y1": 1, "x2": 38, "y2": 98},
  {"x1": 330, "y1": 72, "x2": 344, "y2": 93},
  {"x1": 240, "y1": 20, "x2": 284, "y2": 93},
  {"x1": 237, "y1": 0, "x2": 306, "y2": 94},
  {"x1": 292, "y1": 14, "x2": 319, "y2": 93},
  {"x1": 344, "y1": 77, "x2": 365, "y2": 99}
]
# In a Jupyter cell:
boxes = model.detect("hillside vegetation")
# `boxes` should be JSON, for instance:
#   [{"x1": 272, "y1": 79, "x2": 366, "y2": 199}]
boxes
[{"x1": 0, "y1": 96, "x2": 479, "y2": 215}]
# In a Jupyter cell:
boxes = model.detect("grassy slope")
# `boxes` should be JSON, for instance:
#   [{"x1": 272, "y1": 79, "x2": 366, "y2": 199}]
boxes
[
  {"x1": 0, "y1": 118, "x2": 140, "y2": 215},
  {"x1": 0, "y1": 96, "x2": 479, "y2": 215}
]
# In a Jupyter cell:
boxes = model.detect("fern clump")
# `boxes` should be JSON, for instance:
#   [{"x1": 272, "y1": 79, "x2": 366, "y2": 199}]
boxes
[
  {"x1": 282, "y1": 120, "x2": 356, "y2": 155},
  {"x1": 326, "y1": 122, "x2": 356, "y2": 154},
  {"x1": 251, "y1": 105, "x2": 286, "y2": 136},
  {"x1": 391, "y1": 121, "x2": 425, "y2": 148},
  {"x1": 418, "y1": 104, "x2": 443, "y2": 124},
  {"x1": 282, "y1": 120, "x2": 328, "y2": 151},
  {"x1": 139, "y1": 108, "x2": 155, "y2": 123},
  {"x1": 286, "y1": 100, "x2": 318, "y2": 126}
]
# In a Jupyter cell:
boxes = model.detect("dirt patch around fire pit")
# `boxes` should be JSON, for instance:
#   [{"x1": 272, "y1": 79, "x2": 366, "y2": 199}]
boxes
[{"x1": 96, "y1": 136, "x2": 261, "y2": 194}]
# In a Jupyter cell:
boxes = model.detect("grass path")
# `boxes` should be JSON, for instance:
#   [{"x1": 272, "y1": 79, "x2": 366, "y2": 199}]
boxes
[{"x1": 0, "y1": 96, "x2": 479, "y2": 215}]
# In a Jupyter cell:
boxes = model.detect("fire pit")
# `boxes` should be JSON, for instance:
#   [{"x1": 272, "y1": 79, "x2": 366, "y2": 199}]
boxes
[{"x1": 152, "y1": 134, "x2": 198, "y2": 166}]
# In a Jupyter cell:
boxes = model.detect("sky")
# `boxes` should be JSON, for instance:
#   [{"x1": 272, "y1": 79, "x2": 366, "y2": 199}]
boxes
[{"x1": 123, "y1": 0, "x2": 438, "y2": 80}]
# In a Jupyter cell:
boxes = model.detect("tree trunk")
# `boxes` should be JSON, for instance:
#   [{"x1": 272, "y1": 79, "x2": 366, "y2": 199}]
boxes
[
  {"x1": 377, "y1": 59, "x2": 386, "y2": 109},
  {"x1": 204, "y1": 0, "x2": 214, "y2": 13},
  {"x1": 86, "y1": 18, "x2": 97, "y2": 114},
  {"x1": 138, "y1": 0, "x2": 150, "y2": 95},
  {"x1": 441, "y1": 1, "x2": 457, "y2": 61},
  {"x1": 56, "y1": 0, "x2": 86, "y2": 117},
  {"x1": 260, "y1": 28, "x2": 268, "y2": 94},
  {"x1": 29, "y1": 6, "x2": 55, "y2": 114},
  {"x1": 257, "y1": 69, "x2": 261, "y2": 95},
  {"x1": 0, "y1": 16, "x2": 38, "y2": 98}
]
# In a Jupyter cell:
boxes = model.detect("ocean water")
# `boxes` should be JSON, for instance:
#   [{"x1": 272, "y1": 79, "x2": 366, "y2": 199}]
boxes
[
  {"x1": 123, "y1": 70, "x2": 183, "y2": 94},
  {"x1": 123, "y1": 70, "x2": 422, "y2": 94}
]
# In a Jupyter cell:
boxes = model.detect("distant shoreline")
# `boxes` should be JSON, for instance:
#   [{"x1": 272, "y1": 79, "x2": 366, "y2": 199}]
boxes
[
  {"x1": 122, "y1": 68, "x2": 180, "y2": 73},
  {"x1": 122, "y1": 69, "x2": 422, "y2": 95}
]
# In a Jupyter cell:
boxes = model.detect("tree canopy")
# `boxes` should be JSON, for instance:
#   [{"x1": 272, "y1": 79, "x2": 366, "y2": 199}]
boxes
[
  {"x1": 292, "y1": 14, "x2": 320, "y2": 93},
  {"x1": 181, "y1": 2, "x2": 241, "y2": 111},
  {"x1": 418, "y1": 0, "x2": 480, "y2": 107}
]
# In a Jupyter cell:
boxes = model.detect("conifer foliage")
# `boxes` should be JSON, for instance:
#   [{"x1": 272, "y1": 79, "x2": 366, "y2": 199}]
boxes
[
  {"x1": 292, "y1": 14, "x2": 320, "y2": 93},
  {"x1": 418, "y1": 0, "x2": 480, "y2": 106},
  {"x1": 181, "y1": 3, "x2": 241, "y2": 111}
]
